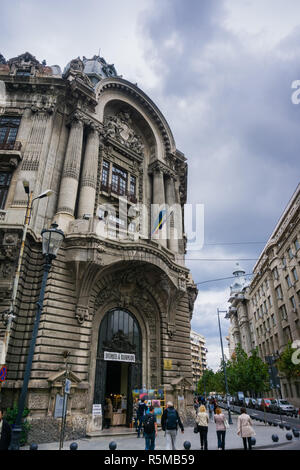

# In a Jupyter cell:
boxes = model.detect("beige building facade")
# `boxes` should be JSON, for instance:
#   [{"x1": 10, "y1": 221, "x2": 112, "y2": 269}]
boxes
[
  {"x1": 227, "y1": 184, "x2": 300, "y2": 406},
  {"x1": 0, "y1": 52, "x2": 198, "y2": 441},
  {"x1": 190, "y1": 330, "x2": 207, "y2": 387}
]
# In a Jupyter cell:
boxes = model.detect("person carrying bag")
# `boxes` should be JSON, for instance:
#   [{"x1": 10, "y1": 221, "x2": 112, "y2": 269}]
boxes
[{"x1": 195, "y1": 405, "x2": 209, "y2": 450}]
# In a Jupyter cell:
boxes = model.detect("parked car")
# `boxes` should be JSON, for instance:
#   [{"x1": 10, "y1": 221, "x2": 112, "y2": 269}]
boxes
[
  {"x1": 244, "y1": 397, "x2": 251, "y2": 408},
  {"x1": 248, "y1": 398, "x2": 256, "y2": 409},
  {"x1": 260, "y1": 398, "x2": 274, "y2": 412},
  {"x1": 255, "y1": 398, "x2": 263, "y2": 410},
  {"x1": 234, "y1": 391, "x2": 245, "y2": 406},
  {"x1": 271, "y1": 399, "x2": 296, "y2": 416}
]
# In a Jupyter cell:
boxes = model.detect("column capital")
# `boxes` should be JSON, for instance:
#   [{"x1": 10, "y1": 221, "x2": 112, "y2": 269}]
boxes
[{"x1": 148, "y1": 159, "x2": 176, "y2": 178}]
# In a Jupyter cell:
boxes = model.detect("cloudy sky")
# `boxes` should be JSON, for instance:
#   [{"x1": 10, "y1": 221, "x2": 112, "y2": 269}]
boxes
[{"x1": 2, "y1": 0, "x2": 300, "y2": 370}]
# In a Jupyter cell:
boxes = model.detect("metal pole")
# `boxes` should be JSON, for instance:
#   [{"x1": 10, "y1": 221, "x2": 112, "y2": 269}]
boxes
[
  {"x1": 0, "y1": 191, "x2": 33, "y2": 369},
  {"x1": 9, "y1": 257, "x2": 52, "y2": 450},
  {"x1": 217, "y1": 309, "x2": 233, "y2": 424}
]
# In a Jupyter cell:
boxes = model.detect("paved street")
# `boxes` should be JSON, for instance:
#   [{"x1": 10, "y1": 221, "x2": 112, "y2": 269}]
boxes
[{"x1": 22, "y1": 414, "x2": 300, "y2": 451}]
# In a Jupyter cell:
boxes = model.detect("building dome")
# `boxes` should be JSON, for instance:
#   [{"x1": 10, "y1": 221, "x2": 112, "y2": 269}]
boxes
[{"x1": 83, "y1": 55, "x2": 118, "y2": 86}]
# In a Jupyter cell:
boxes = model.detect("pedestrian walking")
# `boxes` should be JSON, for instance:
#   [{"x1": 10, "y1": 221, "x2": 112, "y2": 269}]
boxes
[
  {"x1": 137, "y1": 398, "x2": 148, "y2": 438},
  {"x1": 143, "y1": 406, "x2": 158, "y2": 450},
  {"x1": 237, "y1": 407, "x2": 256, "y2": 450},
  {"x1": 161, "y1": 401, "x2": 184, "y2": 450},
  {"x1": 214, "y1": 407, "x2": 227, "y2": 450},
  {"x1": 0, "y1": 408, "x2": 12, "y2": 450},
  {"x1": 208, "y1": 400, "x2": 214, "y2": 421},
  {"x1": 195, "y1": 405, "x2": 209, "y2": 450},
  {"x1": 103, "y1": 398, "x2": 113, "y2": 429}
]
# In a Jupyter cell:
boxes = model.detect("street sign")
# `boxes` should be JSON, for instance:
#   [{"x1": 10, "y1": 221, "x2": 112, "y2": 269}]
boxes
[
  {"x1": 92, "y1": 404, "x2": 102, "y2": 416},
  {"x1": 0, "y1": 366, "x2": 7, "y2": 383},
  {"x1": 164, "y1": 359, "x2": 172, "y2": 370},
  {"x1": 65, "y1": 379, "x2": 71, "y2": 394}
]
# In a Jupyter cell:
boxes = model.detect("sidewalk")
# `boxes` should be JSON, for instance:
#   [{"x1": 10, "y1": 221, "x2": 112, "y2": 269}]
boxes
[{"x1": 22, "y1": 414, "x2": 298, "y2": 451}]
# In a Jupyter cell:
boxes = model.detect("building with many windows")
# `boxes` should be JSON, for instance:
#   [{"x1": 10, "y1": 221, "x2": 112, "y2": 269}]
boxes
[
  {"x1": 190, "y1": 330, "x2": 207, "y2": 388},
  {"x1": 0, "y1": 52, "x2": 198, "y2": 441},
  {"x1": 227, "y1": 184, "x2": 300, "y2": 406}
]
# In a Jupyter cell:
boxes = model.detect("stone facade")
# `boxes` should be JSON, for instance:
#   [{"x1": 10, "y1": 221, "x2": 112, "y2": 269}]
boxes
[
  {"x1": 0, "y1": 52, "x2": 198, "y2": 441},
  {"x1": 227, "y1": 184, "x2": 300, "y2": 406},
  {"x1": 190, "y1": 330, "x2": 207, "y2": 387}
]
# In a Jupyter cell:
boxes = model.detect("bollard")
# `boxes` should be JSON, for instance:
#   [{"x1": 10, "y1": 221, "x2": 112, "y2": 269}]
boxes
[
  {"x1": 273, "y1": 423, "x2": 278, "y2": 427},
  {"x1": 286, "y1": 433, "x2": 293, "y2": 441},
  {"x1": 109, "y1": 441, "x2": 117, "y2": 450},
  {"x1": 285, "y1": 425, "x2": 291, "y2": 431},
  {"x1": 268, "y1": 421, "x2": 272, "y2": 426},
  {"x1": 183, "y1": 441, "x2": 191, "y2": 450},
  {"x1": 30, "y1": 443, "x2": 38, "y2": 450},
  {"x1": 272, "y1": 434, "x2": 279, "y2": 442},
  {"x1": 279, "y1": 424, "x2": 284, "y2": 429},
  {"x1": 70, "y1": 442, "x2": 78, "y2": 450},
  {"x1": 250, "y1": 437, "x2": 256, "y2": 446},
  {"x1": 292, "y1": 429, "x2": 300, "y2": 438}
]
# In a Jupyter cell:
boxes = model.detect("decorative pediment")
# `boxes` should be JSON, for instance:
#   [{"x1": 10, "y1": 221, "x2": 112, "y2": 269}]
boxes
[
  {"x1": 47, "y1": 369, "x2": 82, "y2": 386},
  {"x1": 171, "y1": 376, "x2": 193, "y2": 389}
]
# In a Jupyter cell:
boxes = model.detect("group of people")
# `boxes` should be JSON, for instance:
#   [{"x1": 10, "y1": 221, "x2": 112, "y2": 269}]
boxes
[
  {"x1": 135, "y1": 399, "x2": 184, "y2": 451},
  {"x1": 195, "y1": 402, "x2": 256, "y2": 450}
]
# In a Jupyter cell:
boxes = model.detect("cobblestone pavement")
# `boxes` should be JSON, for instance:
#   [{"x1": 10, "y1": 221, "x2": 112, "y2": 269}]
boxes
[{"x1": 22, "y1": 415, "x2": 300, "y2": 451}]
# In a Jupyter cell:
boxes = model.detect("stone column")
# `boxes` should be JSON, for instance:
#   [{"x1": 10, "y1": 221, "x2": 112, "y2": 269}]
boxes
[
  {"x1": 165, "y1": 175, "x2": 180, "y2": 253},
  {"x1": 77, "y1": 126, "x2": 100, "y2": 219},
  {"x1": 152, "y1": 167, "x2": 167, "y2": 247},
  {"x1": 56, "y1": 116, "x2": 84, "y2": 230}
]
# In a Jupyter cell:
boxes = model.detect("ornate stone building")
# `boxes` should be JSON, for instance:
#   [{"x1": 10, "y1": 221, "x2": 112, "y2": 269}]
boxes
[
  {"x1": 0, "y1": 52, "x2": 198, "y2": 441},
  {"x1": 227, "y1": 184, "x2": 300, "y2": 406}
]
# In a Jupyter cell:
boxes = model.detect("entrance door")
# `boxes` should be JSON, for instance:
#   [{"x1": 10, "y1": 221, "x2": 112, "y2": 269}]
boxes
[{"x1": 94, "y1": 308, "x2": 142, "y2": 427}]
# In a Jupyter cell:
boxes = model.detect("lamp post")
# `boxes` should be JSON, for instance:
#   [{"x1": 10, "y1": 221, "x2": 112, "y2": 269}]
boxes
[
  {"x1": 217, "y1": 308, "x2": 233, "y2": 424},
  {"x1": 0, "y1": 182, "x2": 53, "y2": 368},
  {"x1": 10, "y1": 222, "x2": 64, "y2": 450}
]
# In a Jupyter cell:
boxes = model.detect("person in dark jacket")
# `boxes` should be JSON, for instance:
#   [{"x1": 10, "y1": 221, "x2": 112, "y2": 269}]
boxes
[
  {"x1": 161, "y1": 401, "x2": 184, "y2": 450},
  {"x1": 137, "y1": 398, "x2": 148, "y2": 438},
  {"x1": 0, "y1": 408, "x2": 12, "y2": 450}
]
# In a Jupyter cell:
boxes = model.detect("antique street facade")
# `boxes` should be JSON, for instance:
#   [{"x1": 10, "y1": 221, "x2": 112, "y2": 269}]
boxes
[
  {"x1": 0, "y1": 52, "x2": 198, "y2": 441},
  {"x1": 227, "y1": 184, "x2": 300, "y2": 407}
]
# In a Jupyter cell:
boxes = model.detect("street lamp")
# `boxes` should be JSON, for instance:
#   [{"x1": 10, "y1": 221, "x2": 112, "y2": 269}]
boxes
[
  {"x1": 10, "y1": 222, "x2": 64, "y2": 450},
  {"x1": 217, "y1": 308, "x2": 233, "y2": 425},
  {"x1": 0, "y1": 183, "x2": 53, "y2": 366}
]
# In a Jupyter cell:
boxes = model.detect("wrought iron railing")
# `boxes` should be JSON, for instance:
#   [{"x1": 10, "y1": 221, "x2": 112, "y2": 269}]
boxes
[
  {"x1": 0, "y1": 141, "x2": 22, "y2": 151},
  {"x1": 100, "y1": 182, "x2": 137, "y2": 204}
]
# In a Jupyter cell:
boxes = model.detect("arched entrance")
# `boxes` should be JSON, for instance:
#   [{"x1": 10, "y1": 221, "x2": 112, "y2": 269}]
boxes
[{"x1": 93, "y1": 308, "x2": 142, "y2": 427}]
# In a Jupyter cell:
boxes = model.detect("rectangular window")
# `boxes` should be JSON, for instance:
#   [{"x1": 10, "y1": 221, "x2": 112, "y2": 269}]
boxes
[
  {"x1": 286, "y1": 275, "x2": 293, "y2": 288},
  {"x1": 271, "y1": 314, "x2": 276, "y2": 326},
  {"x1": 290, "y1": 296, "x2": 297, "y2": 310},
  {"x1": 288, "y1": 247, "x2": 294, "y2": 260},
  {"x1": 276, "y1": 285, "x2": 283, "y2": 300},
  {"x1": 294, "y1": 239, "x2": 300, "y2": 252},
  {"x1": 292, "y1": 267, "x2": 299, "y2": 283},
  {"x1": 280, "y1": 304, "x2": 288, "y2": 320},
  {"x1": 0, "y1": 116, "x2": 21, "y2": 148},
  {"x1": 273, "y1": 267, "x2": 279, "y2": 281},
  {"x1": 268, "y1": 295, "x2": 273, "y2": 307},
  {"x1": 101, "y1": 160, "x2": 109, "y2": 190},
  {"x1": 129, "y1": 175, "x2": 136, "y2": 196},
  {"x1": 0, "y1": 171, "x2": 12, "y2": 210},
  {"x1": 111, "y1": 165, "x2": 128, "y2": 196}
]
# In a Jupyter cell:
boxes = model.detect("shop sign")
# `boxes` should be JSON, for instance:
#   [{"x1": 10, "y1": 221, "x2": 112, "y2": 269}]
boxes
[
  {"x1": 104, "y1": 351, "x2": 135, "y2": 362},
  {"x1": 164, "y1": 359, "x2": 172, "y2": 370}
]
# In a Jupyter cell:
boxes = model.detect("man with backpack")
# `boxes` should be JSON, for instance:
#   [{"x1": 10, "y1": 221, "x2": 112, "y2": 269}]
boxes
[
  {"x1": 161, "y1": 401, "x2": 184, "y2": 450},
  {"x1": 143, "y1": 406, "x2": 158, "y2": 450},
  {"x1": 137, "y1": 398, "x2": 148, "y2": 438}
]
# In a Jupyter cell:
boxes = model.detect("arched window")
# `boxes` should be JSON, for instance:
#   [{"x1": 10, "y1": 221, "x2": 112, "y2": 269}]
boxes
[{"x1": 97, "y1": 308, "x2": 142, "y2": 360}]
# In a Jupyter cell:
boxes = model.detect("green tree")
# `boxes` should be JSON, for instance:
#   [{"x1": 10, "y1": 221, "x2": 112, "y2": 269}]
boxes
[{"x1": 276, "y1": 341, "x2": 300, "y2": 380}]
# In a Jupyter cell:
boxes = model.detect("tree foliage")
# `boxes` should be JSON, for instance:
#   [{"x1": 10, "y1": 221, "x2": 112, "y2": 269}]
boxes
[
  {"x1": 196, "y1": 345, "x2": 269, "y2": 396},
  {"x1": 276, "y1": 341, "x2": 300, "y2": 380}
]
